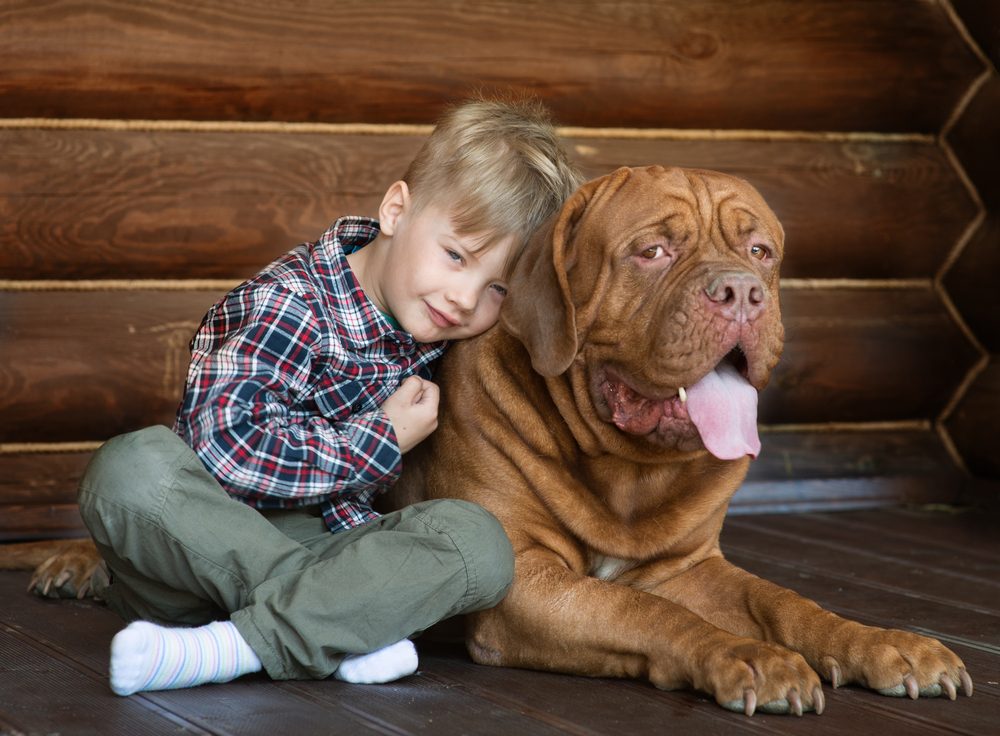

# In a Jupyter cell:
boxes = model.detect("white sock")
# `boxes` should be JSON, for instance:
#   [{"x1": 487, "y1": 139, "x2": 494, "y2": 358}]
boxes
[
  {"x1": 109, "y1": 620, "x2": 262, "y2": 696},
  {"x1": 334, "y1": 639, "x2": 418, "y2": 684}
]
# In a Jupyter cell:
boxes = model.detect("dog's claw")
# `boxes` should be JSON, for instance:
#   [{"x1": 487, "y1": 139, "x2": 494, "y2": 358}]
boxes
[
  {"x1": 813, "y1": 685, "x2": 825, "y2": 715},
  {"x1": 942, "y1": 676, "x2": 957, "y2": 700},
  {"x1": 745, "y1": 689, "x2": 756, "y2": 717},
  {"x1": 960, "y1": 669, "x2": 973, "y2": 697},
  {"x1": 788, "y1": 689, "x2": 803, "y2": 716}
]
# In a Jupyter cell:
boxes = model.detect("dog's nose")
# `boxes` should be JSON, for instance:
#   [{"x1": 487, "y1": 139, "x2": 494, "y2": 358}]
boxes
[{"x1": 704, "y1": 271, "x2": 765, "y2": 322}]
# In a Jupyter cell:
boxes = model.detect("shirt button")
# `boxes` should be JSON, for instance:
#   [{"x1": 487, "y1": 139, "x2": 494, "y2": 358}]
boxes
[{"x1": 351, "y1": 402, "x2": 364, "y2": 414}]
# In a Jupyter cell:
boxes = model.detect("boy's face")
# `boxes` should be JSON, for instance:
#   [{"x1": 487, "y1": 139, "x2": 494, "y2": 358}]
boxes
[{"x1": 381, "y1": 200, "x2": 516, "y2": 343}]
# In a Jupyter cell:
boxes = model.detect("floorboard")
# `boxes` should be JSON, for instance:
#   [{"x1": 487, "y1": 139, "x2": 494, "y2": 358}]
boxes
[{"x1": 1, "y1": 508, "x2": 996, "y2": 736}]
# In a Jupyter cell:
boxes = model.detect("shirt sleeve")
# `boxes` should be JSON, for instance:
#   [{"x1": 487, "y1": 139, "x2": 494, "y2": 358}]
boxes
[{"x1": 176, "y1": 282, "x2": 403, "y2": 507}]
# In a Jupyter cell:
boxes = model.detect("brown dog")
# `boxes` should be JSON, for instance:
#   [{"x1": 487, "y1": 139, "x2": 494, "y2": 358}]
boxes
[
  {"x1": 3, "y1": 166, "x2": 972, "y2": 714},
  {"x1": 380, "y1": 166, "x2": 972, "y2": 714}
]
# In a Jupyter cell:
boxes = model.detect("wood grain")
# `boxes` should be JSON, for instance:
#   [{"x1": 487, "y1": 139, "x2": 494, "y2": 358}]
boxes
[
  {"x1": 946, "y1": 357, "x2": 1000, "y2": 478},
  {"x1": 0, "y1": 452, "x2": 93, "y2": 506},
  {"x1": 0, "y1": 287, "x2": 979, "y2": 440},
  {"x1": 759, "y1": 288, "x2": 981, "y2": 424},
  {"x1": 0, "y1": 290, "x2": 222, "y2": 443},
  {"x1": 0, "y1": 130, "x2": 977, "y2": 280},
  {"x1": 944, "y1": 212, "x2": 1000, "y2": 353},
  {"x1": 0, "y1": 0, "x2": 982, "y2": 132},
  {"x1": 747, "y1": 430, "x2": 956, "y2": 481},
  {"x1": 948, "y1": 73, "x2": 1000, "y2": 212}
]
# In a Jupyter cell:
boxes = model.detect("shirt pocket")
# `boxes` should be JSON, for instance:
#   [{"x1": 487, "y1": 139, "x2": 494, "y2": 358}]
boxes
[{"x1": 314, "y1": 380, "x2": 368, "y2": 420}]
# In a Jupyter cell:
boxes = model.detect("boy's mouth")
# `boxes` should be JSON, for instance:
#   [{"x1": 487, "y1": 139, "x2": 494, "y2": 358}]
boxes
[{"x1": 427, "y1": 303, "x2": 460, "y2": 328}]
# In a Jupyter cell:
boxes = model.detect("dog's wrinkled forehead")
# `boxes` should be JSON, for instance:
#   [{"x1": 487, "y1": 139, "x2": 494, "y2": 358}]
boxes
[{"x1": 578, "y1": 166, "x2": 783, "y2": 256}]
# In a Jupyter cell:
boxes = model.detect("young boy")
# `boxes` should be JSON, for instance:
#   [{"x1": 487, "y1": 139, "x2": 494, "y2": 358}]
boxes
[{"x1": 77, "y1": 97, "x2": 583, "y2": 696}]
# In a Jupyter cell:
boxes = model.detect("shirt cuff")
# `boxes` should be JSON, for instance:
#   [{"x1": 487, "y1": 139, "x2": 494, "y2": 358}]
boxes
[{"x1": 339, "y1": 409, "x2": 403, "y2": 490}]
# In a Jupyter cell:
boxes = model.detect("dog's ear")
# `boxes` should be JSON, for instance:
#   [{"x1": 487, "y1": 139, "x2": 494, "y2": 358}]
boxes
[{"x1": 500, "y1": 172, "x2": 616, "y2": 376}]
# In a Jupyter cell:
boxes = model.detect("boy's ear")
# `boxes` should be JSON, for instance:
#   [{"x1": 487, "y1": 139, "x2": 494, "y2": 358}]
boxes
[{"x1": 377, "y1": 181, "x2": 411, "y2": 236}]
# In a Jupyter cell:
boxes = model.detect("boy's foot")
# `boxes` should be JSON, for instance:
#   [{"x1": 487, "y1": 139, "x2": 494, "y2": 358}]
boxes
[
  {"x1": 110, "y1": 620, "x2": 262, "y2": 696},
  {"x1": 335, "y1": 639, "x2": 418, "y2": 684}
]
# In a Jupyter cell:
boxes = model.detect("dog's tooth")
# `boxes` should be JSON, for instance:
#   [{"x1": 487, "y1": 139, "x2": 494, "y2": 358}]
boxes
[{"x1": 678, "y1": 387, "x2": 687, "y2": 403}]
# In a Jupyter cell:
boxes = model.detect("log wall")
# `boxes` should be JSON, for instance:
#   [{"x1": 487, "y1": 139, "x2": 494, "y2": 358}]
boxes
[{"x1": 1, "y1": 0, "x2": 996, "y2": 538}]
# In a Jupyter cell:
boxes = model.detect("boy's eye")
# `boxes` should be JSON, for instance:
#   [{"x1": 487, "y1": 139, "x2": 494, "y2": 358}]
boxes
[
  {"x1": 446, "y1": 249, "x2": 463, "y2": 264},
  {"x1": 491, "y1": 284, "x2": 508, "y2": 297}
]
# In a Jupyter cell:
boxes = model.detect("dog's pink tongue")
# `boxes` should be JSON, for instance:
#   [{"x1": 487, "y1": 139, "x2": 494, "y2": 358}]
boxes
[{"x1": 685, "y1": 362, "x2": 761, "y2": 460}]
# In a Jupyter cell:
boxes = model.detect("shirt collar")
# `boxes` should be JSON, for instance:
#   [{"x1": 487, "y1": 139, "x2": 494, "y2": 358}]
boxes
[{"x1": 315, "y1": 216, "x2": 437, "y2": 351}]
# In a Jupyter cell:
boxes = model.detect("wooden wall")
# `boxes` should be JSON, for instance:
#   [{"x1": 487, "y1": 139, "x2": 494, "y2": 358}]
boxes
[{"x1": 1, "y1": 0, "x2": 996, "y2": 538}]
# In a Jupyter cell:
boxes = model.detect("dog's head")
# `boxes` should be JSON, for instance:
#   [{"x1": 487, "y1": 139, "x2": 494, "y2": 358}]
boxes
[{"x1": 500, "y1": 166, "x2": 784, "y2": 460}]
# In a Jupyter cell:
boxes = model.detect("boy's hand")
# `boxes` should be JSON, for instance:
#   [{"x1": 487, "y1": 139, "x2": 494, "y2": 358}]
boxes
[{"x1": 380, "y1": 376, "x2": 440, "y2": 454}]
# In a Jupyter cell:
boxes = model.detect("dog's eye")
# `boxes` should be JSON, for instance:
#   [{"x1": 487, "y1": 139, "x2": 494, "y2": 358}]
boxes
[
  {"x1": 641, "y1": 246, "x2": 663, "y2": 259},
  {"x1": 750, "y1": 245, "x2": 767, "y2": 260}
]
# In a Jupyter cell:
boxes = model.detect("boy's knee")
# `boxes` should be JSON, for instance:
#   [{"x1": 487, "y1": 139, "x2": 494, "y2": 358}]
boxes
[
  {"x1": 427, "y1": 499, "x2": 514, "y2": 609},
  {"x1": 78, "y1": 425, "x2": 191, "y2": 520}
]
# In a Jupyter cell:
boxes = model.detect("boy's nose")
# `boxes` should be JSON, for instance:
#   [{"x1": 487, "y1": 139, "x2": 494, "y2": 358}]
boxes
[{"x1": 447, "y1": 286, "x2": 478, "y2": 313}]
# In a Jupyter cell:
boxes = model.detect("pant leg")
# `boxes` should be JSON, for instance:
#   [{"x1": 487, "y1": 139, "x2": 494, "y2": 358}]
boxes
[
  {"x1": 78, "y1": 425, "x2": 514, "y2": 681},
  {"x1": 237, "y1": 498, "x2": 514, "y2": 679},
  {"x1": 77, "y1": 425, "x2": 327, "y2": 628}
]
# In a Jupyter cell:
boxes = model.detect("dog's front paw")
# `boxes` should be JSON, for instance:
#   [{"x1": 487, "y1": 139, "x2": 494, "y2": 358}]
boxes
[
  {"x1": 696, "y1": 639, "x2": 825, "y2": 716},
  {"x1": 819, "y1": 627, "x2": 972, "y2": 700},
  {"x1": 29, "y1": 539, "x2": 103, "y2": 599}
]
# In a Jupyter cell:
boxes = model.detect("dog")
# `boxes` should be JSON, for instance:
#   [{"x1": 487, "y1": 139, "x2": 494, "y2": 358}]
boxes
[
  {"x1": 2, "y1": 166, "x2": 972, "y2": 715},
  {"x1": 379, "y1": 166, "x2": 972, "y2": 714}
]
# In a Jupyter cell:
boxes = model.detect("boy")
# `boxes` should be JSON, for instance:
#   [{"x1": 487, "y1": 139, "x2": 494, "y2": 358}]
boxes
[{"x1": 77, "y1": 97, "x2": 583, "y2": 695}]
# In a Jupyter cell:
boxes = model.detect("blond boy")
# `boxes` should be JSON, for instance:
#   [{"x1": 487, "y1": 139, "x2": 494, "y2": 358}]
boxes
[{"x1": 77, "y1": 98, "x2": 582, "y2": 695}]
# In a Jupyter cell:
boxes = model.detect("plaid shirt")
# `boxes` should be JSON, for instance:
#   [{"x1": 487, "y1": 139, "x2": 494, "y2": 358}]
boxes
[{"x1": 174, "y1": 216, "x2": 449, "y2": 532}]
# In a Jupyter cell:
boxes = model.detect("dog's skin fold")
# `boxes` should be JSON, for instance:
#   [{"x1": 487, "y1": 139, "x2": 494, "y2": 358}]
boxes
[{"x1": 1, "y1": 166, "x2": 972, "y2": 715}]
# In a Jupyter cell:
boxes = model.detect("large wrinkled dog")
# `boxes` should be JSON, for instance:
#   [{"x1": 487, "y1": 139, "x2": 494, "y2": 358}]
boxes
[
  {"x1": 381, "y1": 166, "x2": 971, "y2": 714},
  {"x1": 4, "y1": 167, "x2": 971, "y2": 715}
]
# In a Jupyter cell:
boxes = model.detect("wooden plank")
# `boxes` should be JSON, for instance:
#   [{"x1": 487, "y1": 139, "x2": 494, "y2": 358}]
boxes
[
  {"x1": 947, "y1": 46, "x2": 1000, "y2": 211},
  {"x1": 946, "y1": 357, "x2": 1000, "y2": 478},
  {"x1": 0, "y1": 504, "x2": 86, "y2": 539},
  {"x1": 951, "y1": 0, "x2": 1000, "y2": 73},
  {"x1": 0, "y1": 129, "x2": 977, "y2": 280},
  {"x1": 944, "y1": 213, "x2": 1000, "y2": 354},
  {"x1": 0, "y1": 451, "x2": 92, "y2": 505},
  {"x1": 0, "y1": 129, "x2": 423, "y2": 280},
  {"x1": 729, "y1": 477, "x2": 960, "y2": 516},
  {"x1": 0, "y1": 0, "x2": 981, "y2": 132},
  {"x1": 810, "y1": 507, "x2": 1000, "y2": 561},
  {"x1": 728, "y1": 513, "x2": 1000, "y2": 583},
  {"x1": 721, "y1": 546, "x2": 1000, "y2": 647},
  {"x1": 748, "y1": 431, "x2": 957, "y2": 481},
  {"x1": 721, "y1": 519, "x2": 1000, "y2": 613},
  {"x1": 760, "y1": 288, "x2": 981, "y2": 424},
  {"x1": 0, "y1": 288, "x2": 980, "y2": 440},
  {"x1": 0, "y1": 289, "x2": 221, "y2": 443},
  {"x1": 0, "y1": 634, "x2": 208, "y2": 735}
]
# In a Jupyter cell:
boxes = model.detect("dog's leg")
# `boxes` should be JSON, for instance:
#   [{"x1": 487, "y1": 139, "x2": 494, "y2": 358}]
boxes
[
  {"x1": 465, "y1": 549, "x2": 823, "y2": 716},
  {"x1": 648, "y1": 555, "x2": 973, "y2": 701},
  {"x1": 0, "y1": 537, "x2": 103, "y2": 599}
]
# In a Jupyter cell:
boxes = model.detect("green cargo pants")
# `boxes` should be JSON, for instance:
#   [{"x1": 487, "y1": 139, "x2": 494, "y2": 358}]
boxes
[{"x1": 77, "y1": 425, "x2": 514, "y2": 681}]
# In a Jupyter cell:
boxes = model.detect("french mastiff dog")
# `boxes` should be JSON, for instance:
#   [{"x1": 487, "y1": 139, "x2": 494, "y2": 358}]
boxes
[
  {"x1": 381, "y1": 166, "x2": 972, "y2": 714},
  {"x1": 5, "y1": 167, "x2": 972, "y2": 715}
]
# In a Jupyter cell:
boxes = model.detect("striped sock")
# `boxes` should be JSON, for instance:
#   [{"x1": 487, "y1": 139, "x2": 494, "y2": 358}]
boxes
[{"x1": 109, "y1": 620, "x2": 262, "y2": 696}]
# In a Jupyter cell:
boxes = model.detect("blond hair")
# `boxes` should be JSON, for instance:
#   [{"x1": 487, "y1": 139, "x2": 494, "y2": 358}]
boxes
[{"x1": 403, "y1": 95, "x2": 583, "y2": 267}]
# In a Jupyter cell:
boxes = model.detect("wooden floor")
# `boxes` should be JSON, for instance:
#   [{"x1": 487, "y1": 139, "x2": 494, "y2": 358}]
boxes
[{"x1": 2, "y1": 507, "x2": 998, "y2": 736}]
